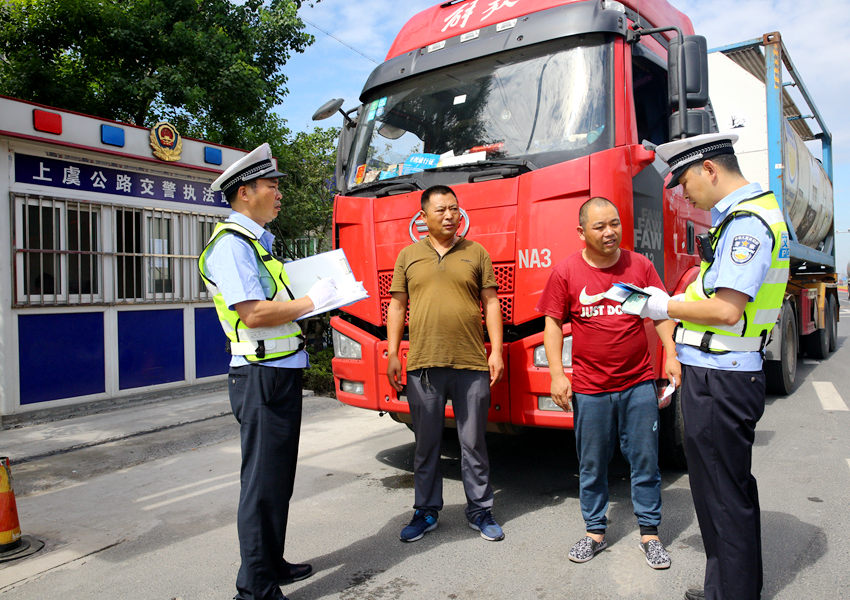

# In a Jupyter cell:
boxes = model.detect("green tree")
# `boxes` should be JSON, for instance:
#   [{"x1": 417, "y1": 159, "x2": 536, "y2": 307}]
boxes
[
  {"x1": 1, "y1": 0, "x2": 339, "y2": 252},
  {"x1": 0, "y1": 0, "x2": 316, "y2": 145},
  {"x1": 265, "y1": 123, "x2": 339, "y2": 259}
]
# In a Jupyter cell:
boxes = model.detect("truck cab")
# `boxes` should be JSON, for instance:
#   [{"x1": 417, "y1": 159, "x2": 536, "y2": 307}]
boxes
[{"x1": 321, "y1": 0, "x2": 718, "y2": 466}]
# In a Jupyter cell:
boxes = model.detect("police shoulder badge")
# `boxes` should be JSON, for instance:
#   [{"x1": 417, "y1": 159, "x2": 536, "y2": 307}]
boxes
[
  {"x1": 150, "y1": 122, "x2": 183, "y2": 162},
  {"x1": 730, "y1": 234, "x2": 760, "y2": 264}
]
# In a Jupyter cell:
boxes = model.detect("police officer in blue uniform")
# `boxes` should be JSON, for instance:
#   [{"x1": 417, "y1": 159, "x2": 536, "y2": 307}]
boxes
[
  {"x1": 199, "y1": 144, "x2": 341, "y2": 600},
  {"x1": 643, "y1": 133, "x2": 790, "y2": 600}
]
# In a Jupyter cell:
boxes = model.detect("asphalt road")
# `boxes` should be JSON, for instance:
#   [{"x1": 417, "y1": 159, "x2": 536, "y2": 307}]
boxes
[{"x1": 2, "y1": 297, "x2": 849, "y2": 599}]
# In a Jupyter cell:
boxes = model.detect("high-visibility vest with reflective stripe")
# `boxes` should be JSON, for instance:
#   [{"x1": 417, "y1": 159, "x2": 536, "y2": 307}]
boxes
[
  {"x1": 681, "y1": 191, "x2": 789, "y2": 351},
  {"x1": 198, "y1": 221, "x2": 303, "y2": 362}
]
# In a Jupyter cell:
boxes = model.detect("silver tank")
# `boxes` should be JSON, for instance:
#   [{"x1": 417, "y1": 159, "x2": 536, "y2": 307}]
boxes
[
  {"x1": 707, "y1": 51, "x2": 834, "y2": 252},
  {"x1": 781, "y1": 120, "x2": 834, "y2": 249}
]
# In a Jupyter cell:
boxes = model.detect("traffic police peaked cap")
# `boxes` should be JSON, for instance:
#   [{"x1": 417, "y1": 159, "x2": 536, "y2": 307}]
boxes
[
  {"x1": 211, "y1": 142, "x2": 285, "y2": 196},
  {"x1": 655, "y1": 132, "x2": 739, "y2": 189}
]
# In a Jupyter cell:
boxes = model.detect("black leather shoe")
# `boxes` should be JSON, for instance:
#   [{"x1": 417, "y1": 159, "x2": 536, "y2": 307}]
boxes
[
  {"x1": 684, "y1": 589, "x2": 705, "y2": 600},
  {"x1": 279, "y1": 561, "x2": 313, "y2": 584}
]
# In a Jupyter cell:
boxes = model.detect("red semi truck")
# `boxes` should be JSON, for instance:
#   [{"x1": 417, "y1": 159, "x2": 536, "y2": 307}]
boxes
[{"x1": 313, "y1": 0, "x2": 837, "y2": 467}]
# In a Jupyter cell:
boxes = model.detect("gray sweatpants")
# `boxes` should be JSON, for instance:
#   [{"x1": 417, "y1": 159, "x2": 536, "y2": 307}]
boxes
[{"x1": 406, "y1": 367, "x2": 494, "y2": 520}]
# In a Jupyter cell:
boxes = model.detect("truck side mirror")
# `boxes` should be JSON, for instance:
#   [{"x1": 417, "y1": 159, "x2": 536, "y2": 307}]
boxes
[
  {"x1": 333, "y1": 107, "x2": 360, "y2": 193},
  {"x1": 312, "y1": 98, "x2": 345, "y2": 121},
  {"x1": 669, "y1": 108, "x2": 714, "y2": 139},
  {"x1": 667, "y1": 35, "x2": 711, "y2": 138},
  {"x1": 313, "y1": 98, "x2": 359, "y2": 193},
  {"x1": 668, "y1": 35, "x2": 709, "y2": 108}
]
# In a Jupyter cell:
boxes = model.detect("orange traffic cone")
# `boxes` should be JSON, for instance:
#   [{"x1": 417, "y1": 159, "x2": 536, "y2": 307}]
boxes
[{"x1": 0, "y1": 456, "x2": 43, "y2": 562}]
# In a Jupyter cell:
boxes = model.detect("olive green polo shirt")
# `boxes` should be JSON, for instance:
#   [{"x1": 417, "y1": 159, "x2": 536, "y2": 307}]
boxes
[{"x1": 390, "y1": 237, "x2": 498, "y2": 371}]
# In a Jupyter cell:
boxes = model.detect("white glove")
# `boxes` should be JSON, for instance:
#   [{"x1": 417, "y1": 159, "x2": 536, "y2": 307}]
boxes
[
  {"x1": 306, "y1": 278, "x2": 338, "y2": 312},
  {"x1": 671, "y1": 293, "x2": 685, "y2": 302},
  {"x1": 640, "y1": 286, "x2": 671, "y2": 320}
]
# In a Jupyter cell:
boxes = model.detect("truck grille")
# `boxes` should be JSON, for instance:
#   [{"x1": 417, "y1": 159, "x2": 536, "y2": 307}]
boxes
[{"x1": 378, "y1": 263, "x2": 514, "y2": 324}]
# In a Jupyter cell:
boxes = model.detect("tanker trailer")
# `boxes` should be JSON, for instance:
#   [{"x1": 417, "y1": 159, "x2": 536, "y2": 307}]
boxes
[{"x1": 707, "y1": 32, "x2": 838, "y2": 394}]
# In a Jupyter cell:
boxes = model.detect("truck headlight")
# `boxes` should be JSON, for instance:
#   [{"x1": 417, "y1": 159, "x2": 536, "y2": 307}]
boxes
[
  {"x1": 332, "y1": 329, "x2": 362, "y2": 359},
  {"x1": 532, "y1": 337, "x2": 572, "y2": 368},
  {"x1": 340, "y1": 380, "x2": 365, "y2": 395}
]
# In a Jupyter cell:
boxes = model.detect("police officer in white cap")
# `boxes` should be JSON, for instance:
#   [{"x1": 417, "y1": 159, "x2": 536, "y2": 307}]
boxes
[
  {"x1": 199, "y1": 143, "x2": 340, "y2": 600},
  {"x1": 643, "y1": 133, "x2": 789, "y2": 600}
]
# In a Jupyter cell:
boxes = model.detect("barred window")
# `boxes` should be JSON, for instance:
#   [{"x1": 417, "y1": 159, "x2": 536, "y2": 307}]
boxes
[
  {"x1": 115, "y1": 207, "x2": 143, "y2": 300},
  {"x1": 147, "y1": 212, "x2": 175, "y2": 296},
  {"x1": 68, "y1": 205, "x2": 100, "y2": 296},
  {"x1": 197, "y1": 217, "x2": 218, "y2": 300},
  {"x1": 13, "y1": 194, "x2": 224, "y2": 307},
  {"x1": 15, "y1": 196, "x2": 103, "y2": 305}
]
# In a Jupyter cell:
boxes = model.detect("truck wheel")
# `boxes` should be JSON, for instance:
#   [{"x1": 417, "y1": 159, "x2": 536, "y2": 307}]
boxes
[
  {"x1": 804, "y1": 303, "x2": 830, "y2": 359},
  {"x1": 765, "y1": 301, "x2": 798, "y2": 395},
  {"x1": 659, "y1": 386, "x2": 687, "y2": 470},
  {"x1": 827, "y1": 295, "x2": 838, "y2": 353}
]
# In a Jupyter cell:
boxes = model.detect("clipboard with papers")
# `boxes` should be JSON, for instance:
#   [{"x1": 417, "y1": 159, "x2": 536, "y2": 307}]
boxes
[{"x1": 282, "y1": 248, "x2": 369, "y2": 319}]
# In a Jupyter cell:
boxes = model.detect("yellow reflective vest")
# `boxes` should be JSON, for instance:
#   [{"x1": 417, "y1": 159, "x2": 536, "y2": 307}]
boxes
[
  {"x1": 678, "y1": 192, "x2": 789, "y2": 353},
  {"x1": 198, "y1": 221, "x2": 303, "y2": 362}
]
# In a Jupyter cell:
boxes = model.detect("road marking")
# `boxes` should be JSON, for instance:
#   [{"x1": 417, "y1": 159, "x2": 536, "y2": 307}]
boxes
[
  {"x1": 140, "y1": 480, "x2": 239, "y2": 511},
  {"x1": 813, "y1": 381, "x2": 849, "y2": 411},
  {"x1": 802, "y1": 359, "x2": 820, "y2": 365},
  {"x1": 847, "y1": 458, "x2": 850, "y2": 474},
  {"x1": 135, "y1": 470, "x2": 239, "y2": 502}
]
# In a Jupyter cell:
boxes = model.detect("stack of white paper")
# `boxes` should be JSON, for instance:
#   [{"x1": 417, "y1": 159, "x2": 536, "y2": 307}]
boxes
[{"x1": 282, "y1": 249, "x2": 369, "y2": 319}]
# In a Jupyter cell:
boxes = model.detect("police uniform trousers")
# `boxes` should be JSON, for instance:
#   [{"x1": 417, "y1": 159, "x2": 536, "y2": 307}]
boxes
[
  {"x1": 229, "y1": 364, "x2": 303, "y2": 600},
  {"x1": 681, "y1": 364, "x2": 765, "y2": 600},
  {"x1": 406, "y1": 367, "x2": 495, "y2": 520}
]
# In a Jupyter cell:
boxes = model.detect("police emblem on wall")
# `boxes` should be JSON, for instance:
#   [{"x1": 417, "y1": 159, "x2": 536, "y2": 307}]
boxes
[{"x1": 149, "y1": 122, "x2": 183, "y2": 162}]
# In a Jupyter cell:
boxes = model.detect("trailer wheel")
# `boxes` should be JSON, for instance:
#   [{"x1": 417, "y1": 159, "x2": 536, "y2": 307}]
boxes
[
  {"x1": 804, "y1": 302, "x2": 830, "y2": 359},
  {"x1": 765, "y1": 301, "x2": 798, "y2": 395},
  {"x1": 827, "y1": 294, "x2": 838, "y2": 353},
  {"x1": 659, "y1": 386, "x2": 687, "y2": 470}
]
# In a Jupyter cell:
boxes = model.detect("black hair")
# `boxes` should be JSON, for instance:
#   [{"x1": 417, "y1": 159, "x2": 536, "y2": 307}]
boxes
[
  {"x1": 578, "y1": 197, "x2": 617, "y2": 228},
  {"x1": 224, "y1": 179, "x2": 258, "y2": 204},
  {"x1": 421, "y1": 185, "x2": 457, "y2": 211}
]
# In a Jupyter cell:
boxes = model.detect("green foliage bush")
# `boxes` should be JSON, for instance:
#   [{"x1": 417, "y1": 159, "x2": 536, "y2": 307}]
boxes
[{"x1": 304, "y1": 346, "x2": 335, "y2": 396}]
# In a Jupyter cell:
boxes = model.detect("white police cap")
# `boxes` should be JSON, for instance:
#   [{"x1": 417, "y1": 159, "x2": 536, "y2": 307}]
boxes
[
  {"x1": 655, "y1": 132, "x2": 739, "y2": 189},
  {"x1": 211, "y1": 142, "x2": 285, "y2": 196}
]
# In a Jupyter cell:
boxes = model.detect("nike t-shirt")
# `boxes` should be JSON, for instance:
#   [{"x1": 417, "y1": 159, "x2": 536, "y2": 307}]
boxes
[{"x1": 536, "y1": 249, "x2": 663, "y2": 394}]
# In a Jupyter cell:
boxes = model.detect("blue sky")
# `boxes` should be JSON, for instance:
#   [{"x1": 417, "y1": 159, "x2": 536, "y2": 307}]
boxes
[{"x1": 277, "y1": 0, "x2": 850, "y2": 275}]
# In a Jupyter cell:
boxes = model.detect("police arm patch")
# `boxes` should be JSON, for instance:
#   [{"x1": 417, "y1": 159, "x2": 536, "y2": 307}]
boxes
[{"x1": 730, "y1": 234, "x2": 760, "y2": 264}]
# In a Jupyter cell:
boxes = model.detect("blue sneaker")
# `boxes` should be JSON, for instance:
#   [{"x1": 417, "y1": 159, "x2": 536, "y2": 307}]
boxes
[
  {"x1": 468, "y1": 510, "x2": 504, "y2": 541},
  {"x1": 400, "y1": 509, "x2": 438, "y2": 542}
]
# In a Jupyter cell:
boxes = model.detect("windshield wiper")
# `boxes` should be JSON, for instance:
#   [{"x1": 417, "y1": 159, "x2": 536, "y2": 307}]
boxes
[
  {"x1": 348, "y1": 176, "x2": 422, "y2": 197},
  {"x1": 430, "y1": 158, "x2": 537, "y2": 183}
]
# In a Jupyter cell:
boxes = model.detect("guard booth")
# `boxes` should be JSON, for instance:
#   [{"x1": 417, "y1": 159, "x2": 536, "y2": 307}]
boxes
[{"x1": 0, "y1": 95, "x2": 248, "y2": 418}]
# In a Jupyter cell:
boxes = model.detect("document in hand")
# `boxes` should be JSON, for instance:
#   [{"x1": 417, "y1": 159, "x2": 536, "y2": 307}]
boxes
[
  {"x1": 602, "y1": 282, "x2": 650, "y2": 316},
  {"x1": 282, "y1": 249, "x2": 369, "y2": 319}
]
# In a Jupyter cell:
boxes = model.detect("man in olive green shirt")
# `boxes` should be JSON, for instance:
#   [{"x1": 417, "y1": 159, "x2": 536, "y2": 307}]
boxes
[{"x1": 387, "y1": 184, "x2": 505, "y2": 543}]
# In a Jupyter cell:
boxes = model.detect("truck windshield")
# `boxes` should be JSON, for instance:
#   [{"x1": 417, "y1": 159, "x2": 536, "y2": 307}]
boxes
[{"x1": 345, "y1": 34, "x2": 613, "y2": 189}]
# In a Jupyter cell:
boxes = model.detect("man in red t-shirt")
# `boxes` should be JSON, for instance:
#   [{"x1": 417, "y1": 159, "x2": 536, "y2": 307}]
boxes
[{"x1": 536, "y1": 197, "x2": 679, "y2": 570}]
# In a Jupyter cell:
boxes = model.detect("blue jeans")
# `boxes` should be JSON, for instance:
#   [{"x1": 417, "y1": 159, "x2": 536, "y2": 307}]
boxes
[{"x1": 573, "y1": 379, "x2": 661, "y2": 533}]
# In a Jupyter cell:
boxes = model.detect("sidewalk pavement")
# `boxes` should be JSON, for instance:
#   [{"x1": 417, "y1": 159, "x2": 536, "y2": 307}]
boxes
[{"x1": 1, "y1": 383, "x2": 234, "y2": 464}]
